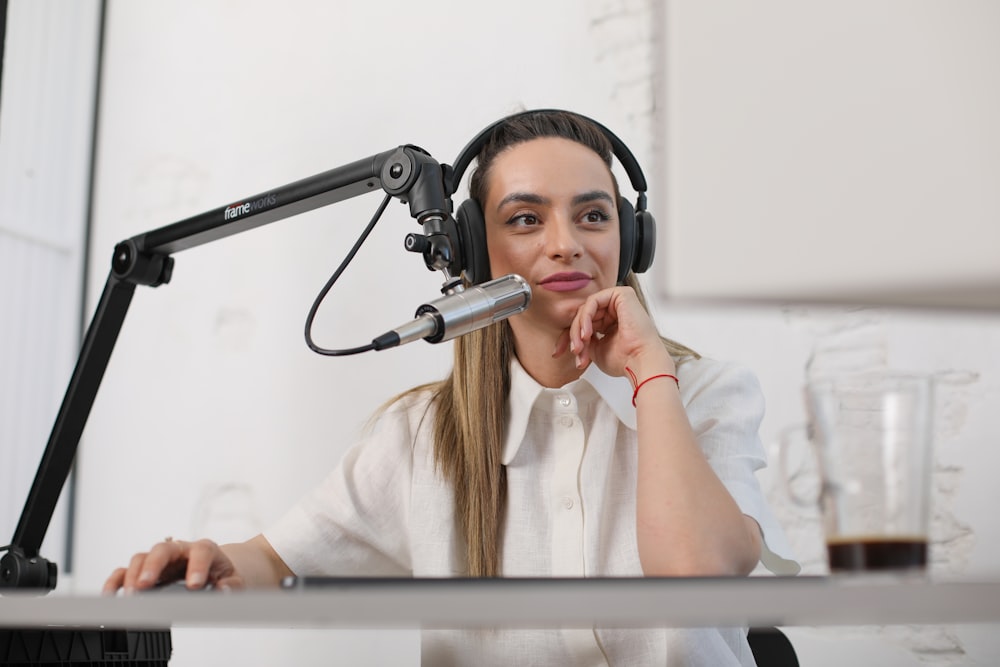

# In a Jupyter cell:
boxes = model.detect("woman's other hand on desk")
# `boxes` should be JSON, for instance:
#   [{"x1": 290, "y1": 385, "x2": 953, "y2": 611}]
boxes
[
  {"x1": 102, "y1": 534, "x2": 292, "y2": 595},
  {"x1": 102, "y1": 537, "x2": 243, "y2": 595}
]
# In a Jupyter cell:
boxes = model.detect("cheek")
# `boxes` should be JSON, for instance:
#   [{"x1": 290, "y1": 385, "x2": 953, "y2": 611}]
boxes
[
  {"x1": 595, "y1": 238, "x2": 621, "y2": 281},
  {"x1": 485, "y1": 234, "x2": 531, "y2": 275},
  {"x1": 483, "y1": 230, "x2": 502, "y2": 273},
  {"x1": 486, "y1": 246, "x2": 517, "y2": 276}
]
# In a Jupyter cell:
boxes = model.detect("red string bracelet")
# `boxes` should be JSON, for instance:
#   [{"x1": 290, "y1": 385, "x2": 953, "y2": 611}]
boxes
[{"x1": 625, "y1": 366, "x2": 679, "y2": 407}]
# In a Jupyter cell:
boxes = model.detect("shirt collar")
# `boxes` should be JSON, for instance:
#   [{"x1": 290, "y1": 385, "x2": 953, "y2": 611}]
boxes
[{"x1": 502, "y1": 359, "x2": 637, "y2": 465}]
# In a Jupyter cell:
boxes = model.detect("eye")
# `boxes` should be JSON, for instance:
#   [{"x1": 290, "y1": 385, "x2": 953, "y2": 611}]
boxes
[
  {"x1": 506, "y1": 213, "x2": 541, "y2": 227},
  {"x1": 580, "y1": 208, "x2": 612, "y2": 225}
]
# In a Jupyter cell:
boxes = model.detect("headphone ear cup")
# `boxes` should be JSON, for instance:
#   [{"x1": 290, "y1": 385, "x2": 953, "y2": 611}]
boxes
[
  {"x1": 617, "y1": 198, "x2": 637, "y2": 285},
  {"x1": 631, "y1": 208, "x2": 656, "y2": 275},
  {"x1": 455, "y1": 198, "x2": 492, "y2": 285}
]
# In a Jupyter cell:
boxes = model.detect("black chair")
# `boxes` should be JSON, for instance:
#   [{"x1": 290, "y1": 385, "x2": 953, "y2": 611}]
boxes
[{"x1": 747, "y1": 627, "x2": 799, "y2": 667}]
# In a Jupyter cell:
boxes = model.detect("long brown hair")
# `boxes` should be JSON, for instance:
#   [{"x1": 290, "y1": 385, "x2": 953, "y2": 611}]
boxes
[{"x1": 397, "y1": 111, "x2": 697, "y2": 577}]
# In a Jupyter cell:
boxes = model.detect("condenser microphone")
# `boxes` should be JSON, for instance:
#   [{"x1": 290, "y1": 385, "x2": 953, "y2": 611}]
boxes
[{"x1": 372, "y1": 274, "x2": 531, "y2": 350}]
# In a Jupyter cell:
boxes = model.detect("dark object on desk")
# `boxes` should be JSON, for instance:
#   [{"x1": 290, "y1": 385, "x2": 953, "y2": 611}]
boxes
[
  {"x1": 0, "y1": 628, "x2": 171, "y2": 666},
  {"x1": 748, "y1": 627, "x2": 799, "y2": 667}
]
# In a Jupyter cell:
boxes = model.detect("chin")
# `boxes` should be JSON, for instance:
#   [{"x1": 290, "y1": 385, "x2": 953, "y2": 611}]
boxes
[{"x1": 550, "y1": 300, "x2": 588, "y2": 328}]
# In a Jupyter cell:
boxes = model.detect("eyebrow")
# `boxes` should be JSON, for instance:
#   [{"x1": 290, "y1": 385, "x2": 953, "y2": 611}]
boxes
[
  {"x1": 572, "y1": 190, "x2": 615, "y2": 207},
  {"x1": 494, "y1": 190, "x2": 615, "y2": 212},
  {"x1": 496, "y1": 192, "x2": 548, "y2": 211}
]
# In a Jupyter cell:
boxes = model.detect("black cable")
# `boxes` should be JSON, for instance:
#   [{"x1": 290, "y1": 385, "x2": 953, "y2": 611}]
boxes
[
  {"x1": 304, "y1": 193, "x2": 392, "y2": 356},
  {"x1": 0, "y1": 0, "x2": 8, "y2": 117}
]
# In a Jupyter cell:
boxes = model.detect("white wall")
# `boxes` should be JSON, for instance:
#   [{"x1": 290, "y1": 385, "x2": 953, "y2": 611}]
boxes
[
  {"x1": 658, "y1": 1, "x2": 1000, "y2": 308},
  {"x1": 67, "y1": 1, "x2": 1000, "y2": 666}
]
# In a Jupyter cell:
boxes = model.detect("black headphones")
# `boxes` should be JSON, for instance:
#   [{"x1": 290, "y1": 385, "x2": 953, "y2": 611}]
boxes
[{"x1": 444, "y1": 109, "x2": 656, "y2": 286}]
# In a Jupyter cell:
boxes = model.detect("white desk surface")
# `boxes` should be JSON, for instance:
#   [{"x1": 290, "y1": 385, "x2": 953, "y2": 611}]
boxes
[{"x1": 2, "y1": 577, "x2": 999, "y2": 629}]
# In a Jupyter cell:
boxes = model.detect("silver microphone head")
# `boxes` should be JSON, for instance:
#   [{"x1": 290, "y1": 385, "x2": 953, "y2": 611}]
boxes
[
  {"x1": 372, "y1": 274, "x2": 531, "y2": 350},
  {"x1": 418, "y1": 274, "x2": 531, "y2": 344}
]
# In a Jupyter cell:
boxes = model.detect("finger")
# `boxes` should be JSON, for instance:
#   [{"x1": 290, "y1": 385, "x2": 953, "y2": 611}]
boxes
[
  {"x1": 575, "y1": 297, "x2": 600, "y2": 342},
  {"x1": 134, "y1": 540, "x2": 187, "y2": 591},
  {"x1": 576, "y1": 289, "x2": 623, "y2": 342},
  {"x1": 215, "y1": 574, "x2": 246, "y2": 592},
  {"x1": 102, "y1": 567, "x2": 127, "y2": 596},
  {"x1": 185, "y1": 539, "x2": 222, "y2": 589},
  {"x1": 120, "y1": 551, "x2": 152, "y2": 593},
  {"x1": 572, "y1": 307, "x2": 607, "y2": 369},
  {"x1": 570, "y1": 299, "x2": 599, "y2": 354},
  {"x1": 573, "y1": 329, "x2": 594, "y2": 369}
]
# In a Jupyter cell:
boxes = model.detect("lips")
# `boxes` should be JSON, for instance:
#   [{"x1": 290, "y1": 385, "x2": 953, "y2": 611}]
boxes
[{"x1": 539, "y1": 272, "x2": 592, "y2": 292}]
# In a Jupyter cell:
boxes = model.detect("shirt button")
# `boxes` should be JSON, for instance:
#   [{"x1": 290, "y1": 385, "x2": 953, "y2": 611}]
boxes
[
  {"x1": 560, "y1": 416, "x2": 574, "y2": 428},
  {"x1": 558, "y1": 396, "x2": 571, "y2": 407},
  {"x1": 561, "y1": 497, "x2": 574, "y2": 509}
]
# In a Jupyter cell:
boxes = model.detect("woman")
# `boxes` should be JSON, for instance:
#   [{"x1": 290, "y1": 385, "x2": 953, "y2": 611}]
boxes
[{"x1": 105, "y1": 110, "x2": 798, "y2": 665}]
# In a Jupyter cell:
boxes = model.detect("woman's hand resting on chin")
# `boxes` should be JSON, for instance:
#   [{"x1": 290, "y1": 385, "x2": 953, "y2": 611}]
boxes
[{"x1": 553, "y1": 286, "x2": 675, "y2": 379}]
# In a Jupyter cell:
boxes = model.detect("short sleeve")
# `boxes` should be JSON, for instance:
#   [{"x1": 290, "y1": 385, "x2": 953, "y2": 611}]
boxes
[
  {"x1": 263, "y1": 398, "x2": 423, "y2": 577},
  {"x1": 678, "y1": 359, "x2": 800, "y2": 575}
]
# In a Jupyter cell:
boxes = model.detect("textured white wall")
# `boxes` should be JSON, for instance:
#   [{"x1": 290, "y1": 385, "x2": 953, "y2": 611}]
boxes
[{"x1": 71, "y1": 1, "x2": 1000, "y2": 665}]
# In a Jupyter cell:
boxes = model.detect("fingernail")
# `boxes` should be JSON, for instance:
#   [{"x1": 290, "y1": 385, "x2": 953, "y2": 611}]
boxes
[
  {"x1": 124, "y1": 586, "x2": 135, "y2": 596},
  {"x1": 188, "y1": 572, "x2": 206, "y2": 588},
  {"x1": 138, "y1": 571, "x2": 154, "y2": 584}
]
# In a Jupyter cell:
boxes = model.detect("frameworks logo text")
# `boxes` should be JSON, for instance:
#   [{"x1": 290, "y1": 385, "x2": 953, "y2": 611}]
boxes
[{"x1": 224, "y1": 193, "x2": 278, "y2": 221}]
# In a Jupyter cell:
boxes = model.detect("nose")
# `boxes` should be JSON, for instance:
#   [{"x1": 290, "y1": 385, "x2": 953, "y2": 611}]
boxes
[{"x1": 544, "y1": 217, "x2": 583, "y2": 261}]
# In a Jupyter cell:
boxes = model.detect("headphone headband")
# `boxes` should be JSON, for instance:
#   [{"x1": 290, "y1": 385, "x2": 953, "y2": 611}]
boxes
[{"x1": 445, "y1": 109, "x2": 648, "y2": 198}]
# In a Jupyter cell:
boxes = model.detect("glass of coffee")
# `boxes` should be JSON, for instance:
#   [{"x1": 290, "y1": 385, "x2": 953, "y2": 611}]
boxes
[{"x1": 799, "y1": 372, "x2": 934, "y2": 574}]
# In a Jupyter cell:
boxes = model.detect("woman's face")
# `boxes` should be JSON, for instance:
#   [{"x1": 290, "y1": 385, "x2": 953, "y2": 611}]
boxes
[{"x1": 482, "y1": 137, "x2": 620, "y2": 335}]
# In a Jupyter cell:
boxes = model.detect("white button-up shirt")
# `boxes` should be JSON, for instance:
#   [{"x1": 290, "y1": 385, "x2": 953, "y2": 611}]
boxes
[{"x1": 266, "y1": 356, "x2": 799, "y2": 665}]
